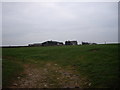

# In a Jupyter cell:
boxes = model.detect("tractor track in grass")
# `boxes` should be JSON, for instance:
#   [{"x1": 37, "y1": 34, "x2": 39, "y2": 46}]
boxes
[{"x1": 10, "y1": 62, "x2": 90, "y2": 88}]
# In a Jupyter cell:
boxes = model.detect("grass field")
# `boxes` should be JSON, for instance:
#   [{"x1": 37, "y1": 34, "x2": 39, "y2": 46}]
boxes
[{"x1": 2, "y1": 44, "x2": 119, "y2": 88}]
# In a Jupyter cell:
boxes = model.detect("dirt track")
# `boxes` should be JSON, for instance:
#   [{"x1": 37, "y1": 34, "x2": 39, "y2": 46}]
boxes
[{"x1": 10, "y1": 62, "x2": 90, "y2": 88}]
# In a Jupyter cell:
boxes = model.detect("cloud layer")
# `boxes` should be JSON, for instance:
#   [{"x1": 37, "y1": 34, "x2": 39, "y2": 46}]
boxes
[{"x1": 2, "y1": 2, "x2": 118, "y2": 45}]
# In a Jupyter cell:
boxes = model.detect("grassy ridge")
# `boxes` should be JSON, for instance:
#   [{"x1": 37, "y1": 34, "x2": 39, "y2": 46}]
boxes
[{"x1": 2, "y1": 44, "x2": 119, "y2": 87}]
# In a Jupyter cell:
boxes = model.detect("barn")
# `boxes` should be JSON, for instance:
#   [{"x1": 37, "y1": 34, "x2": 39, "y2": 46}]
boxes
[
  {"x1": 65, "y1": 41, "x2": 78, "y2": 45},
  {"x1": 42, "y1": 41, "x2": 63, "y2": 46}
]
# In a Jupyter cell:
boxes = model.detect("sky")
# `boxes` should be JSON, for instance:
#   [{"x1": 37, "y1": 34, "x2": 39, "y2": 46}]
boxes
[{"x1": 2, "y1": 2, "x2": 118, "y2": 46}]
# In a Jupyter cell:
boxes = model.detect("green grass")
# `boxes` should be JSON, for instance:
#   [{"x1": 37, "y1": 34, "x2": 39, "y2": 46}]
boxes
[
  {"x1": 2, "y1": 44, "x2": 119, "y2": 88},
  {"x1": 2, "y1": 59, "x2": 23, "y2": 87}
]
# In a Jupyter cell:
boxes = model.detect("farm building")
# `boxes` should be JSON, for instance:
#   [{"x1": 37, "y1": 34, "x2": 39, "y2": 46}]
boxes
[
  {"x1": 82, "y1": 42, "x2": 97, "y2": 45},
  {"x1": 42, "y1": 41, "x2": 64, "y2": 46},
  {"x1": 82, "y1": 42, "x2": 90, "y2": 45},
  {"x1": 65, "y1": 41, "x2": 78, "y2": 45}
]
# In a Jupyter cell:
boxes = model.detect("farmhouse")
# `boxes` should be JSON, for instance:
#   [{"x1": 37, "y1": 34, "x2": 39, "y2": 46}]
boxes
[
  {"x1": 65, "y1": 41, "x2": 78, "y2": 45},
  {"x1": 42, "y1": 41, "x2": 64, "y2": 46}
]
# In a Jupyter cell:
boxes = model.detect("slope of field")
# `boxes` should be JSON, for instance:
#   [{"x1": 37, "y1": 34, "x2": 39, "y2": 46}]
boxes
[{"x1": 2, "y1": 44, "x2": 119, "y2": 88}]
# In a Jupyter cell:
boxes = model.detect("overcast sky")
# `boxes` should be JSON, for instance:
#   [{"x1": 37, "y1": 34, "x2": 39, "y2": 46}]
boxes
[{"x1": 2, "y1": 2, "x2": 118, "y2": 45}]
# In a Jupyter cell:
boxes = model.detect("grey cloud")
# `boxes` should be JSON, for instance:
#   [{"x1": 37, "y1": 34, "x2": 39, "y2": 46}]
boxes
[{"x1": 2, "y1": 2, "x2": 118, "y2": 45}]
